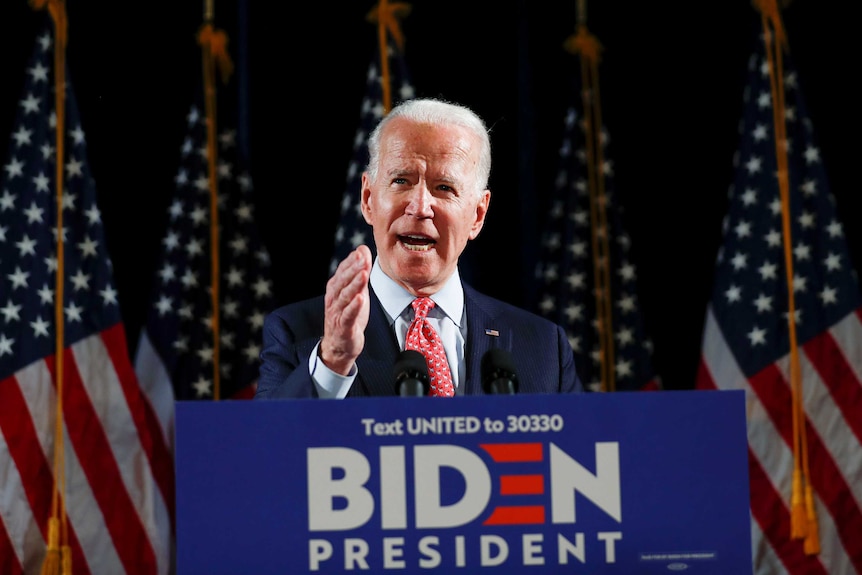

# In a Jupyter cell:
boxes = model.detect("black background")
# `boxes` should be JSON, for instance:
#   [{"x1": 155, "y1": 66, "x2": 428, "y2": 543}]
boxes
[{"x1": 1, "y1": 0, "x2": 858, "y2": 391}]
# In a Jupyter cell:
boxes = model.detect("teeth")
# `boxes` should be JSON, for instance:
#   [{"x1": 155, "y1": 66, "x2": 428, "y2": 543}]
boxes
[{"x1": 400, "y1": 235, "x2": 434, "y2": 252}]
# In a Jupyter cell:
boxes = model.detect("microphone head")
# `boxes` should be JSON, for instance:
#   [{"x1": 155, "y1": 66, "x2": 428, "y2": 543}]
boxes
[
  {"x1": 394, "y1": 349, "x2": 430, "y2": 396},
  {"x1": 481, "y1": 348, "x2": 519, "y2": 394}
]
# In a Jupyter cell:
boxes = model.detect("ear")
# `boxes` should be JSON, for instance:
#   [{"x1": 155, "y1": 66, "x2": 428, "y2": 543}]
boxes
[
  {"x1": 468, "y1": 189, "x2": 491, "y2": 240},
  {"x1": 360, "y1": 172, "x2": 373, "y2": 225}
]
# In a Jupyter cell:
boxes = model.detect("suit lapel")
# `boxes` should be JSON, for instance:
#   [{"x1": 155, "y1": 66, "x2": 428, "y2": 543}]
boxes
[
  {"x1": 463, "y1": 286, "x2": 512, "y2": 395},
  {"x1": 355, "y1": 288, "x2": 400, "y2": 396}
]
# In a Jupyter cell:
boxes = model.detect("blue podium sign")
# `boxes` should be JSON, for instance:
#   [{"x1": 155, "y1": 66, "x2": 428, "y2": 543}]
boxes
[{"x1": 175, "y1": 390, "x2": 752, "y2": 574}]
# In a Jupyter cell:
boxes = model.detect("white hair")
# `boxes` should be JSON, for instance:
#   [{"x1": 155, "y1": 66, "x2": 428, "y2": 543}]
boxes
[{"x1": 365, "y1": 97, "x2": 492, "y2": 193}]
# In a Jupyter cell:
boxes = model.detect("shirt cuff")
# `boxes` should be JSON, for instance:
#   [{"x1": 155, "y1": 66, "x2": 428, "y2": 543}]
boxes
[{"x1": 309, "y1": 339, "x2": 356, "y2": 399}]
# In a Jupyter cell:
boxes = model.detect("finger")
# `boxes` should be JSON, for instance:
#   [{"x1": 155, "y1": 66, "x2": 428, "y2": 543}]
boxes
[
  {"x1": 326, "y1": 258, "x2": 369, "y2": 318},
  {"x1": 339, "y1": 287, "x2": 367, "y2": 328},
  {"x1": 328, "y1": 248, "x2": 368, "y2": 292},
  {"x1": 325, "y1": 263, "x2": 356, "y2": 307},
  {"x1": 355, "y1": 245, "x2": 373, "y2": 269},
  {"x1": 338, "y1": 267, "x2": 369, "y2": 311}
]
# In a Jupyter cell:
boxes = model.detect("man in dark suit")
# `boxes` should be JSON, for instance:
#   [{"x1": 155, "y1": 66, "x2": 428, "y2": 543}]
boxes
[{"x1": 256, "y1": 98, "x2": 584, "y2": 399}]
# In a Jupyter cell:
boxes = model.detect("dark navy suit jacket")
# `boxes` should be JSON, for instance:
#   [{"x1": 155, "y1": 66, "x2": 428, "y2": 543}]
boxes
[{"x1": 255, "y1": 283, "x2": 584, "y2": 398}]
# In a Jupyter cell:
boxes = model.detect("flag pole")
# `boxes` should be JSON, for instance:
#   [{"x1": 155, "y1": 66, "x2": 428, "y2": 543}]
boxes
[
  {"x1": 28, "y1": 0, "x2": 73, "y2": 573},
  {"x1": 754, "y1": 0, "x2": 820, "y2": 554},
  {"x1": 376, "y1": 0, "x2": 392, "y2": 113},
  {"x1": 197, "y1": 0, "x2": 234, "y2": 400},
  {"x1": 367, "y1": 0, "x2": 411, "y2": 115},
  {"x1": 564, "y1": 0, "x2": 615, "y2": 392}
]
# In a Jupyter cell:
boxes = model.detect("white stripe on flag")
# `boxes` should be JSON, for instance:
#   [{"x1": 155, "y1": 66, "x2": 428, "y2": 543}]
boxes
[
  {"x1": 702, "y1": 307, "x2": 858, "y2": 574},
  {"x1": 797, "y1": 350, "x2": 862, "y2": 511},
  {"x1": 63, "y1": 427, "x2": 126, "y2": 574},
  {"x1": 752, "y1": 519, "x2": 785, "y2": 575},
  {"x1": 0, "y1": 428, "x2": 38, "y2": 572},
  {"x1": 1, "y1": 332, "x2": 171, "y2": 575},
  {"x1": 832, "y1": 311, "x2": 862, "y2": 384},
  {"x1": 72, "y1": 333, "x2": 170, "y2": 575},
  {"x1": 134, "y1": 331, "x2": 176, "y2": 452},
  {"x1": 3, "y1": 358, "x2": 54, "y2": 572}
]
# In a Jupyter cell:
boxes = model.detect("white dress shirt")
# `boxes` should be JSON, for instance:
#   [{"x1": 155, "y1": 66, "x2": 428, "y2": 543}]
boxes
[{"x1": 309, "y1": 258, "x2": 466, "y2": 398}]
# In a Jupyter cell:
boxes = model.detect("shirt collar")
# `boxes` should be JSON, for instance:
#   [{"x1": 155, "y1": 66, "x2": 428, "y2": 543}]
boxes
[{"x1": 370, "y1": 258, "x2": 464, "y2": 328}]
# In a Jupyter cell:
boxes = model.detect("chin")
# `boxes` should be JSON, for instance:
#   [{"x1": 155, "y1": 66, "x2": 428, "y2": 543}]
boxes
[{"x1": 394, "y1": 257, "x2": 438, "y2": 281}]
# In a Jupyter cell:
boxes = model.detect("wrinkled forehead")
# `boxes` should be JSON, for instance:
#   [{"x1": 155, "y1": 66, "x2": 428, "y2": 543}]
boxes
[{"x1": 379, "y1": 120, "x2": 482, "y2": 177}]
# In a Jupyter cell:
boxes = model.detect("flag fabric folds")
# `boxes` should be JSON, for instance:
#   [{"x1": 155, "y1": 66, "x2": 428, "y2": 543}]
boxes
[
  {"x1": 133, "y1": 36, "x2": 277, "y2": 405},
  {"x1": 329, "y1": 21, "x2": 414, "y2": 275},
  {"x1": 0, "y1": 17, "x2": 171, "y2": 575},
  {"x1": 532, "y1": 38, "x2": 661, "y2": 393},
  {"x1": 696, "y1": 20, "x2": 862, "y2": 575}
]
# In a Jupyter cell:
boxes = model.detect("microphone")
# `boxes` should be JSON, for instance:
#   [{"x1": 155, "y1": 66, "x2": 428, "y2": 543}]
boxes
[
  {"x1": 394, "y1": 349, "x2": 430, "y2": 397},
  {"x1": 482, "y1": 348, "x2": 519, "y2": 395}
]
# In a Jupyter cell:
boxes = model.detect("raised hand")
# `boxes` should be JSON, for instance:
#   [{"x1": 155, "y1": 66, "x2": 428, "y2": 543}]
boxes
[{"x1": 319, "y1": 245, "x2": 373, "y2": 375}]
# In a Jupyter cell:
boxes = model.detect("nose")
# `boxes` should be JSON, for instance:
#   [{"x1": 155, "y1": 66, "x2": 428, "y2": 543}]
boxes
[{"x1": 405, "y1": 184, "x2": 433, "y2": 218}]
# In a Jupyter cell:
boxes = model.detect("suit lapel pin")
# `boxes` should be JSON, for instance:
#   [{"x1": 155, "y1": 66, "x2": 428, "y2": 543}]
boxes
[{"x1": 484, "y1": 328, "x2": 500, "y2": 337}]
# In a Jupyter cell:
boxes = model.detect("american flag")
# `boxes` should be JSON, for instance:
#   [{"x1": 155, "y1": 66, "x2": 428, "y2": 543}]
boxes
[
  {"x1": 0, "y1": 18, "x2": 172, "y2": 575},
  {"x1": 695, "y1": 18, "x2": 862, "y2": 575},
  {"x1": 133, "y1": 37, "x2": 276, "y2": 404},
  {"x1": 329, "y1": 20, "x2": 414, "y2": 275},
  {"x1": 533, "y1": 48, "x2": 661, "y2": 393}
]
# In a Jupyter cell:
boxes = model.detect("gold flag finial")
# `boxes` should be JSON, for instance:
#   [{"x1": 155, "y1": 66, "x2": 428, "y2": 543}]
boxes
[
  {"x1": 563, "y1": 25, "x2": 603, "y2": 66},
  {"x1": 197, "y1": 24, "x2": 234, "y2": 84},
  {"x1": 29, "y1": 0, "x2": 67, "y2": 48},
  {"x1": 752, "y1": 0, "x2": 788, "y2": 49},
  {"x1": 367, "y1": 0, "x2": 412, "y2": 51}
]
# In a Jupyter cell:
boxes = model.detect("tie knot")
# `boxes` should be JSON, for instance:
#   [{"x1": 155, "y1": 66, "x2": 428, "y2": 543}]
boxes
[{"x1": 411, "y1": 297, "x2": 435, "y2": 320}]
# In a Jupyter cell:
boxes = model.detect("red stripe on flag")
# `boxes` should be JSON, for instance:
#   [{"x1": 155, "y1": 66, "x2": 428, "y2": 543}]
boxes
[
  {"x1": 695, "y1": 357, "x2": 718, "y2": 390},
  {"x1": 748, "y1": 364, "x2": 794, "y2": 446},
  {"x1": 102, "y1": 325, "x2": 176, "y2": 527},
  {"x1": 480, "y1": 443, "x2": 543, "y2": 462},
  {"x1": 500, "y1": 474, "x2": 544, "y2": 495},
  {"x1": 803, "y1": 328, "x2": 862, "y2": 444},
  {"x1": 230, "y1": 382, "x2": 256, "y2": 399},
  {"x1": 54, "y1": 348, "x2": 158, "y2": 575},
  {"x1": 2, "y1": 368, "x2": 92, "y2": 575},
  {"x1": 483, "y1": 506, "x2": 545, "y2": 525},
  {"x1": 749, "y1": 359, "x2": 862, "y2": 573},
  {"x1": 640, "y1": 378, "x2": 661, "y2": 391},
  {"x1": 0, "y1": 492, "x2": 24, "y2": 575},
  {"x1": 0, "y1": 377, "x2": 28, "y2": 575},
  {"x1": 802, "y1": 419, "x2": 862, "y2": 572},
  {"x1": 0, "y1": 374, "x2": 53, "y2": 541},
  {"x1": 748, "y1": 448, "x2": 828, "y2": 575}
]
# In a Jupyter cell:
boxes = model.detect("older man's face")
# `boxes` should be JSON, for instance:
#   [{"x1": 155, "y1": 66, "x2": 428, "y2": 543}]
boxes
[{"x1": 361, "y1": 117, "x2": 490, "y2": 296}]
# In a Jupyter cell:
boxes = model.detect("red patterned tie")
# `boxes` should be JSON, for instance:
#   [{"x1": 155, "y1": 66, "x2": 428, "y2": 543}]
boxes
[{"x1": 405, "y1": 297, "x2": 455, "y2": 397}]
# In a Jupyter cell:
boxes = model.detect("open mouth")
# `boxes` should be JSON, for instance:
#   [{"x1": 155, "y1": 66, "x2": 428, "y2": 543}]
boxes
[{"x1": 399, "y1": 234, "x2": 436, "y2": 252}]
